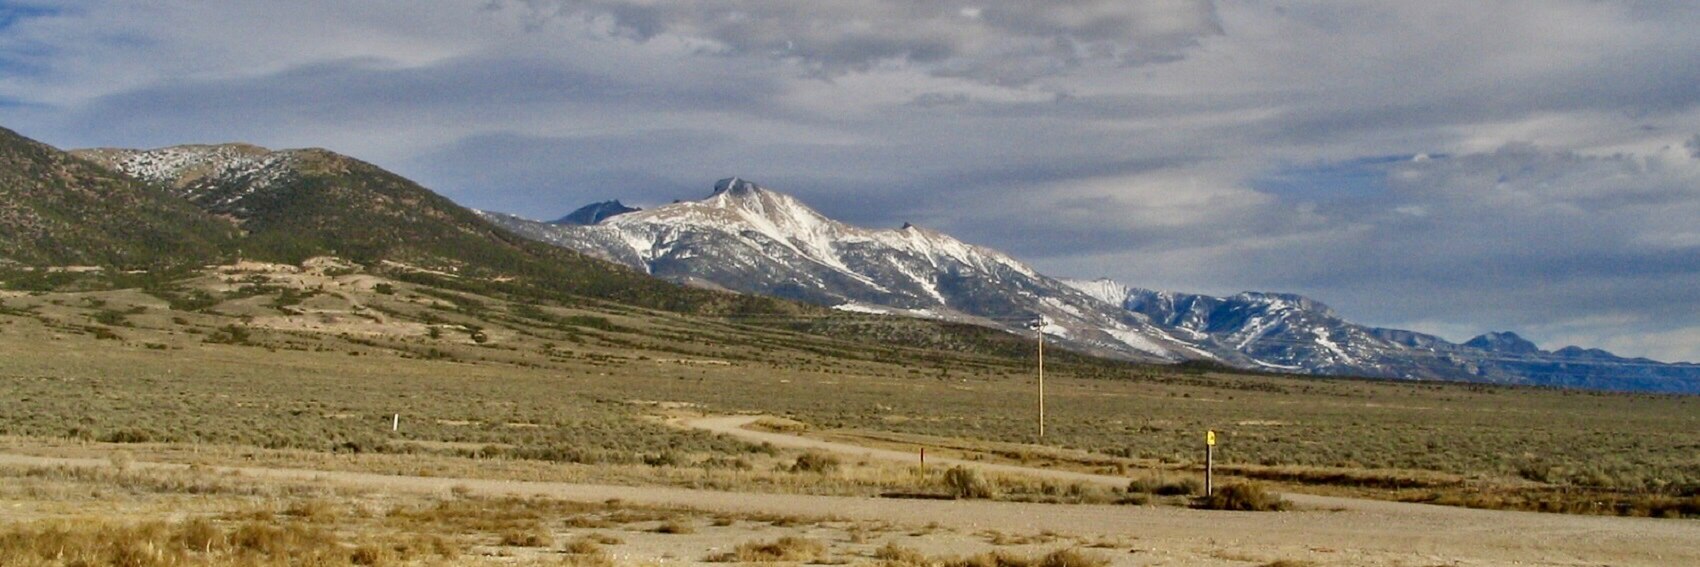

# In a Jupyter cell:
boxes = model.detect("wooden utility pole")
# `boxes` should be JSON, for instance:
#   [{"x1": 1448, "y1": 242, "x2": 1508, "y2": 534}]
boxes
[{"x1": 1037, "y1": 324, "x2": 1045, "y2": 442}]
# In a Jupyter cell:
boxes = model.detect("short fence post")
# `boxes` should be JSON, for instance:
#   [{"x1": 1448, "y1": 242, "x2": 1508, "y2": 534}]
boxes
[{"x1": 1205, "y1": 430, "x2": 1216, "y2": 497}]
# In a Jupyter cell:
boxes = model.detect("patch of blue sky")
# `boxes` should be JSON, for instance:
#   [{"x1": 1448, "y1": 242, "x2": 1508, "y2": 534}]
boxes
[
  {"x1": 0, "y1": 50, "x2": 47, "y2": 78},
  {"x1": 0, "y1": 3, "x2": 63, "y2": 79},
  {"x1": 0, "y1": 2, "x2": 58, "y2": 31},
  {"x1": 1250, "y1": 154, "x2": 1433, "y2": 203},
  {"x1": 0, "y1": 93, "x2": 38, "y2": 108}
]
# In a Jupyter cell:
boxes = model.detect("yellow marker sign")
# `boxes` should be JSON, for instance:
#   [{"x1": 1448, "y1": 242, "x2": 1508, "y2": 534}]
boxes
[{"x1": 1206, "y1": 430, "x2": 1216, "y2": 446}]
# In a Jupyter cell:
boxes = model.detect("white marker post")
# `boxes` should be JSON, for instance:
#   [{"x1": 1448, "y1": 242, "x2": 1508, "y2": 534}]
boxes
[
  {"x1": 392, "y1": 413, "x2": 400, "y2": 432},
  {"x1": 1205, "y1": 430, "x2": 1216, "y2": 497}
]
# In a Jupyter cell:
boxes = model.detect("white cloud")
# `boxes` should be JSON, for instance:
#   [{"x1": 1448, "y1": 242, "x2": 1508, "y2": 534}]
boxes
[{"x1": 1022, "y1": 169, "x2": 1275, "y2": 230}]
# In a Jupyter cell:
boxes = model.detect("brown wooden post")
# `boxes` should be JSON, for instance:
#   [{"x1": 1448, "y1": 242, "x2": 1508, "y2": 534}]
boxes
[{"x1": 1037, "y1": 327, "x2": 1045, "y2": 442}]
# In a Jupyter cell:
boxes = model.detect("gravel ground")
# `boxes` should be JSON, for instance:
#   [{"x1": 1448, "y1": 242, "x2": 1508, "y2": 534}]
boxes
[{"x1": 3, "y1": 424, "x2": 1697, "y2": 567}]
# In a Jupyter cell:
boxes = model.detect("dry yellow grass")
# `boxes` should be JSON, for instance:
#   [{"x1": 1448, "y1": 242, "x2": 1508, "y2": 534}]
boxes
[
  {"x1": 0, "y1": 459, "x2": 905, "y2": 567},
  {"x1": 709, "y1": 536, "x2": 829, "y2": 563},
  {"x1": 3, "y1": 263, "x2": 1698, "y2": 518},
  {"x1": 871, "y1": 545, "x2": 1110, "y2": 567}
]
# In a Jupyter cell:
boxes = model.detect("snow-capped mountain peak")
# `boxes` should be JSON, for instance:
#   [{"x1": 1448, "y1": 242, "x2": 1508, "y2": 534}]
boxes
[
  {"x1": 481, "y1": 179, "x2": 1700, "y2": 392},
  {"x1": 710, "y1": 176, "x2": 761, "y2": 197},
  {"x1": 614, "y1": 177, "x2": 858, "y2": 276},
  {"x1": 479, "y1": 179, "x2": 1203, "y2": 362}
]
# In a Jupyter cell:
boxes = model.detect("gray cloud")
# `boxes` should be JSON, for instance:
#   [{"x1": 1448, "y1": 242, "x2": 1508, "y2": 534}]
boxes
[
  {"x1": 407, "y1": 130, "x2": 749, "y2": 217},
  {"x1": 20, "y1": 22, "x2": 795, "y2": 167},
  {"x1": 1036, "y1": 142, "x2": 1700, "y2": 360},
  {"x1": 492, "y1": 0, "x2": 1221, "y2": 84}
]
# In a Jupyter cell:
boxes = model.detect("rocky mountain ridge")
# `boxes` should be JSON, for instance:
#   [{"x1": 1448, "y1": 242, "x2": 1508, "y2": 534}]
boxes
[
  {"x1": 1066, "y1": 278, "x2": 1700, "y2": 390},
  {"x1": 487, "y1": 178, "x2": 1700, "y2": 392},
  {"x1": 481, "y1": 178, "x2": 1223, "y2": 363},
  {"x1": 0, "y1": 128, "x2": 235, "y2": 267},
  {"x1": 66, "y1": 141, "x2": 800, "y2": 316}
]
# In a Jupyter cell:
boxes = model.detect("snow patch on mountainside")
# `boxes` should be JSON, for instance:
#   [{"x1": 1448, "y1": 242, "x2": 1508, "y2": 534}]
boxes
[
  {"x1": 1231, "y1": 316, "x2": 1279, "y2": 350},
  {"x1": 874, "y1": 225, "x2": 1039, "y2": 280},
  {"x1": 833, "y1": 302, "x2": 891, "y2": 314},
  {"x1": 1038, "y1": 321, "x2": 1071, "y2": 339},
  {"x1": 614, "y1": 230, "x2": 658, "y2": 265},
  {"x1": 1312, "y1": 327, "x2": 1354, "y2": 364},
  {"x1": 78, "y1": 144, "x2": 300, "y2": 209},
  {"x1": 1061, "y1": 278, "x2": 1132, "y2": 307},
  {"x1": 1104, "y1": 327, "x2": 1173, "y2": 357},
  {"x1": 1251, "y1": 359, "x2": 1303, "y2": 371},
  {"x1": 833, "y1": 302, "x2": 950, "y2": 321},
  {"x1": 1039, "y1": 296, "x2": 1086, "y2": 319}
]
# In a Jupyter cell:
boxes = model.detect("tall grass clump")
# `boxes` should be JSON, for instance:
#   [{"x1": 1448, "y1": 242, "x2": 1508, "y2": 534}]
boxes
[
  {"x1": 789, "y1": 452, "x2": 841, "y2": 474},
  {"x1": 889, "y1": 547, "x2": 1110, "y2": 567},
  {"x1": 1127, "y1": 475, "x2": 1200, "y2": 496},
  {"x1": 708, "y1": 536, "x2": 827, "y2": 563},
  {"x1": 944, "y1": 465, "x2": 999, "y2": 499}
]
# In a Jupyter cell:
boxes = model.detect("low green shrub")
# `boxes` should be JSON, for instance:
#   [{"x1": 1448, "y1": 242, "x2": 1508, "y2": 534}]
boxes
[
  {"x1": 1195, "y1": 483, "x2": 1289, "y2": 511},
  {"x1": 789, "y1": 452, "x2": 841, "y2": 474}
]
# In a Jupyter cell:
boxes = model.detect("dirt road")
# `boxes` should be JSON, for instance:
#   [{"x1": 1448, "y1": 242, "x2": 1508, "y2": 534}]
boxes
[
  {"x1": 684, "y1": 415, "x2": 1401, "y2": 512},
  {"x1": 679, "y1": 415, "x2": 1700, "y2": 566},
  {"x1": 4, "y1": 438, "x2": 1697, "y2": 566}
]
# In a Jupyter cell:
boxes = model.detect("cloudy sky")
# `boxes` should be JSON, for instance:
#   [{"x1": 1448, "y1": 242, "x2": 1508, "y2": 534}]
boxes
[{"x1": 4, "y1": 1, "x2": 1700, "y2": 361}]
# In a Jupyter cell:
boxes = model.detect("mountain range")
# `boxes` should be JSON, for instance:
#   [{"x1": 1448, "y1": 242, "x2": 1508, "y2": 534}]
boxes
[
  {"x1": 480, "y1": 178, "x2": 1220, "y2": 363},
  {"x1": 3, "y1": 121, "x2": 1695, "y2": 393},
  {"x1": 482, "y1": 178, "x2": 1700, "y2": 393},
  {"x1": 0, "y1": 125, "x2": 813, "y2": 319},
  {"x1": 0, "y1": 127, "x2": 1066, "y2": 366}
]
